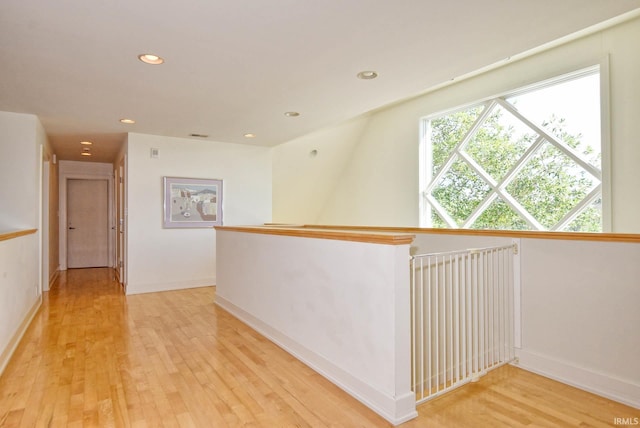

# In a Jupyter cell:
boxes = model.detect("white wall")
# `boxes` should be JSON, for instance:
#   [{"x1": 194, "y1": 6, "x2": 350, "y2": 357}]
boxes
[
  {"x1": 0, "y1": 112, "x2": 40, "y2": 229},
  {"x1": 272, "y1": 16, "x2": 640, "y2": 233},
  {"x1": 126, "y1": 133, "x2": 272, "y2": 294},
  {"x1": 216, "y1": 229, "x2": 416, "y2": 424},
  {"x1": 0, "y1": 111, "x2": 44, "y2": 374},
  {"x1": 517, "y1": 238, "x2": 640, "y2": 408},
  {"x1": 273, "y1": 116, "x2": 369, "y2": 223},
  {"x1": 0, "y1": 233, "x2": 40, "y2": 374}
]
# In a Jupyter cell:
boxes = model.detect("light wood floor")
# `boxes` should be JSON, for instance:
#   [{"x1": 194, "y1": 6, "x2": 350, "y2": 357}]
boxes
[{"x1": 0, "y1": 268, "x2": 637, "y2": 427}]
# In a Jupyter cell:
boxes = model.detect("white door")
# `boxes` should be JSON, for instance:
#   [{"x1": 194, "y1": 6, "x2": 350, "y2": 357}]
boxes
[
  {"x1": 67, "y1": 179, "x2": 109, "y2": 268},
  {"x1": 116, "y1": 160, "x2": 126, "y2": 284}
]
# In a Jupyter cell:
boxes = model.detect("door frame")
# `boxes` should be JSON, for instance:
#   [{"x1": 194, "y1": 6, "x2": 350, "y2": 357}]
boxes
[
  {"x1": 115, "y1": 156, "x2": 127, "y2": 289},
  {"x1": 58, "y1": 163, "x2": 115, "y2": 271},
  {"x1": 41, "y1": 159, "x2": 49, "y2": 291},
  {"x1": 66, "y1": 178, "x2": 111, "y2": 269}
]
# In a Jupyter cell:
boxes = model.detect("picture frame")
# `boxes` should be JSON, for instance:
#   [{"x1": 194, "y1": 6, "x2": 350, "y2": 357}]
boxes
[{"x1": 163, "y1": 177, "x2": 223, "y2": 228}]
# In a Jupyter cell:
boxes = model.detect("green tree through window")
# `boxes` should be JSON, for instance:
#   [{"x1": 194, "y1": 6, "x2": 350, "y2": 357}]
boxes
[{"x1": 421, "y1": 70, "x2": 602, "y2": 232}]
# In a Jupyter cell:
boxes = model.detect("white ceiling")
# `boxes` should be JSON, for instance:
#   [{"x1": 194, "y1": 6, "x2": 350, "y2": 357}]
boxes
[{"x1": 1, "y1": 0, "x2": 639, "y2": 163}]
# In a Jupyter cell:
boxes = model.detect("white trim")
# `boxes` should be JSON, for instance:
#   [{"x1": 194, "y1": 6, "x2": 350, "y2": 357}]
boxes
[
  {"x1": 418, "y1": 120, "x2": 431, "y2": 227},
  {"x1": 421, "y1": 66, "x2": 600, "y2": 123},
  {"x1": 122, "y1": 153, "x2": 128, "y2": 290},
  {"x1": 41, "y1": 160, "x2": 50, "y2": 292},
  {"x1": 216, "y1": 295, "x2": 419, "y2": 426},
  {"x1": 599, "y1": 54, "x2": 612, "y2": 232},
  {"x1": 515, "y1": 349, "x2": 640, "y2": 409},
  {"x1": 0, "y1": 298, "x2": 41, "y2": 376},
  {"x1": 38, "y1": 145, "x2": 44, "y2": 297},
  {"x1": 503, "y1": 65, "x2": 600, "y2": 101},
  {"x1": 58, "y1": 161, "x2": 115, "y2": 271},
  {"x1": 126, "y1": 277, "x2": 216, "y2": 295}
]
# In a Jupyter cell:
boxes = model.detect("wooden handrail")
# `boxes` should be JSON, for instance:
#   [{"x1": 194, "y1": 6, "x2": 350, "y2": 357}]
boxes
[
  {"x1": 0, "y1": 229, "x2": 38, "y2": 242},
  {"x1": 218, "y1": 224, "x2": 640, "y2": 244},
  {"x1": 298, "y1": 224, "x2": 640, "y2": 243},
  {"x1": 215, "y1": 226, "x2": 415, "y2": 245}
]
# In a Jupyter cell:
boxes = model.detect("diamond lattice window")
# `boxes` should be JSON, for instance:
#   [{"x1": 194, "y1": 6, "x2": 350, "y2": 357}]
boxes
[{"x1": 420, "y1": 70, "x2": 602, "y2": 232}]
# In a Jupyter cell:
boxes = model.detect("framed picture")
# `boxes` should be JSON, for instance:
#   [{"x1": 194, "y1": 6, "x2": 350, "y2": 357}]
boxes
[{"x1": 163, "y1": 177, "x2": 223, "y2": 228}]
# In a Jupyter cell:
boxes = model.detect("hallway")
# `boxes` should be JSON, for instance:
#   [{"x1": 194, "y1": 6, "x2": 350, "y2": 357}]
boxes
[
  {"x1": 0, "y1": 269, "x2": 388, "y2": 427},
  {"x1": 0, "y1": 268, "x2": 637, "y2": 427}
]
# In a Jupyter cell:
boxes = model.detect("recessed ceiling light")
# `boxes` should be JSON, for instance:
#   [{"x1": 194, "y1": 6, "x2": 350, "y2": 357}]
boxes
[
  {"x1": 244, "y1": 133, "x2": 256, "y2": 138},
  {"x1": 138, "y1": 54, "x2": 164, "y2": 65},
  {"x1": 284, "y1": 111, "x2": 300, "y2": 117},
  {"x1": 80, "y1": 141, "x2": 92, "y2": 145},
  {"x1": 81, "y1": 152, "x2": 92, "y2": 156},
  {"x1": 120, "y1": 118, "x2": 135, "y2": 124},
  {"x1": 357, "y1": 70, "x2": 378, "y2": 80}
]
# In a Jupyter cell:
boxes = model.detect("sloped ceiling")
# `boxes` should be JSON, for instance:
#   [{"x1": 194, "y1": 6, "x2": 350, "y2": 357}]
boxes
[{"x1": 1, "y1": 0, "x2": 639, "y2": 162}]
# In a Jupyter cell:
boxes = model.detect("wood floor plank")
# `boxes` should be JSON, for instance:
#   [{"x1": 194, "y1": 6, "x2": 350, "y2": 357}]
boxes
[{"x1": 0, "y1": 268, "x2": 638, "y2": 427}]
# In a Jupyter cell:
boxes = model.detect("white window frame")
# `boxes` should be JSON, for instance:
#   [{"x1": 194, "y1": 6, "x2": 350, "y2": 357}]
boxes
[{"x1": 419, "y1": 62, "x2": 611, "y2": 232}]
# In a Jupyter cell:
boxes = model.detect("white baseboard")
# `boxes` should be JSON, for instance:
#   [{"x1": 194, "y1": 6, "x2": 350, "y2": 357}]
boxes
[
  {"x1": 215, "y1": 295, "x2": 418, "y2": 426},
  {"x1": 0, "y1": 297, "x2": 42, "y2": 376},
  {"x1": 515, "y1": 349, "x2": 640, "y2": 409},
  {"x1": 125, "y1": 277, "x2": 216, "y2": 295}
]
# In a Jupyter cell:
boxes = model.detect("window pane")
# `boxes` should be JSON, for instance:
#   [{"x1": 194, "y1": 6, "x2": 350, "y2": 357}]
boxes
[
  {"x1": 431, "y1": 210, "x2": 448, "y2": 228},
  {"x1": 506, "y1": 73, "x2": 601, "y2": 169},
  {"x1": 471, "y1": 197, "x2": 530, "y2": 230},
  {"x1": 505, "y1": 141, "x2": 599, "y2": 229},
  {"x1": 432, "y1": 158, "x2": 491, "y2": 226},
  {"x1": 465, "y1": 104, "x2": 537, "y2": 181},
  {"x1": 563, "y1": 198, "x2": 602, "y2": 232},
  {"x1": 429, "y1": 105, "x2": 484, "y2": 177}
]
